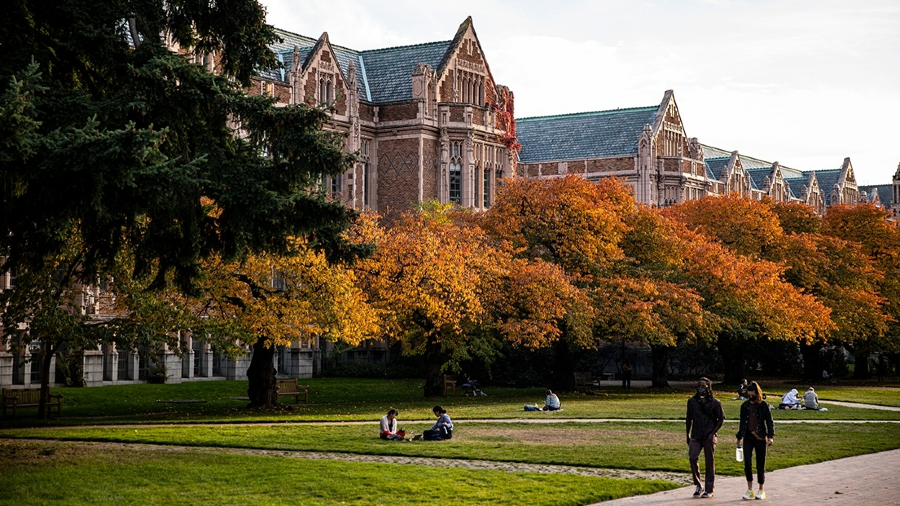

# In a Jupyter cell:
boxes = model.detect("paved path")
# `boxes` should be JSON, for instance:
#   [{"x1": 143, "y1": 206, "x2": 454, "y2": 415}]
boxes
[
  {"x1": 587, "y1": 448, "x2": 900, "y2": 506},
  {"x1": 820, "y1": 400, "x2": 900, "y2": 411}
]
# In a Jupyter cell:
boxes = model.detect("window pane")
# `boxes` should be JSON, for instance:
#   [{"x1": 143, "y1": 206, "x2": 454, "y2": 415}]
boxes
[{"x1": 450, "y1": 163, "x2": 461, "y2": 204}]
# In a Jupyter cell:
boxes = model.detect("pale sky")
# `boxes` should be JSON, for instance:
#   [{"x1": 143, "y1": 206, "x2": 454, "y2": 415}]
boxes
[{"x1": 261, "y1": 0, "x2": 900, "y2": 186}]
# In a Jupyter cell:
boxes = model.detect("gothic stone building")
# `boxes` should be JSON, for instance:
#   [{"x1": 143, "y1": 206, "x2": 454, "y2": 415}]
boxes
[
  {"x1": 249, "y1": 16, "x2": 517, "y2": 214},
  {"x1": 516, "y1": 89, "x2": 875, "y2": 212}
]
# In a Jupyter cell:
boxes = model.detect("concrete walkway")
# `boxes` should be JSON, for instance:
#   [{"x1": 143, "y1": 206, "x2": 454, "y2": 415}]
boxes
[{"x1": 588, "y1": 448, "x2": 900, "y2": 505}]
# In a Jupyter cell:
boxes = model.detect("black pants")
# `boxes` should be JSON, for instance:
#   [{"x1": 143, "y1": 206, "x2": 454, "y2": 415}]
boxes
[
  {"x1": 743, "y1": 435, "x2": 767, "y2": 484},
  {"x1": 689, "y1": 435, "x2": 717, "y2": 492}
]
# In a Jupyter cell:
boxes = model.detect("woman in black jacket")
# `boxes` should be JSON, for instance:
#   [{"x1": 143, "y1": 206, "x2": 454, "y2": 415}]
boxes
[{"x1": 736, "y1": 381, "x2": 774, "y2": 500}]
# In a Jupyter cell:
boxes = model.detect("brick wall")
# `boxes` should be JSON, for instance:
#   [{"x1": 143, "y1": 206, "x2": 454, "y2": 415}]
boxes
[
  {"x1": 473, "y1": 107, "x2": 484, "y2": 126},
  {"x1": 334, "y1": 75, "x2": 347, "y2": 115},
  {"x1": 359, "y1": 104, "x2": 375, "y2": 122},
  {"x1": 377, "y1": 138, "x2": 420, "y2": 213},
  {"x1": 304, "y1": 68, "x2": 318, "y2": 105},
  {"x1": 449, "y1": 105, "x2": 465, "y2": 122},
  {"x1": 586, "y1": 157, "x2": 633, "y2": 173},
  {"x1": 274, "y1": 83, "x2": 291, "y2": 104},
  {"x1": 422, "y1": 138, "x2": 440, "y2": 200},
  {"x1": 440, "y1": 70, "x2": 455, "y2": 102},
  {"x1": 379, "y1": 102, "x2": 418, "y2": 122}
]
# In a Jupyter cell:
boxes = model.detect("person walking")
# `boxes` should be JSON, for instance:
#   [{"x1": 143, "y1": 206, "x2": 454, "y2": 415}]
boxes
[
  {"x1": 736, "y1": 381, "x2": 775, "y2": 500},
  {"x1": 685, "y1": 377, "x2": 725, "y2": 498}
]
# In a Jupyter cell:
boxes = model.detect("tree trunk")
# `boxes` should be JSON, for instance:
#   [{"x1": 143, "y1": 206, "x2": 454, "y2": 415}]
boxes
[
  {"x1": 423, "y1": 337, "x2": 445, "y2": 397},
  {"x1": 37, "y1": 342, "x2": 55, "y2": 419},
  {"x1": 650, "y1": 343, "x2": 672, "y2": 388},
  {"x1": 246, "y1": 339, "x2": 277, "y2": 407},
  {"x1": 853, "y1": 351, "x2": 871, "y2": 379},
  {"x1": 717, "y1": 333, "x2": 746, "y2": 384},
  {"x1": 550, "y1": 339, "x2": 576, "y2": 392},
  {"x1": 799, "y1": 342, "x2": 823, "y2": 380}
]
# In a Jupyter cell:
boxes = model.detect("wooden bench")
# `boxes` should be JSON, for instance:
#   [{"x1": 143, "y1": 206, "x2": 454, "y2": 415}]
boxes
[
  {"x1": 276, "y1": 379, "x2": 309, "y2": 404},
  {"x1": 2, "y1": 388, "x2": 63, "y2": 418},
  {"x1": 443, "y1": 375, "x2": 457, "y2": 396},
  {"x1": 573, "y1": 372, "x2": 600, "y2": 388}
]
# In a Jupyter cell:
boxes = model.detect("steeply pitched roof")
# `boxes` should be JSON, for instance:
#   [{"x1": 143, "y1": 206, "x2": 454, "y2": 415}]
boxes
[
  {"x1": 358, "y1": 42, "x2": 450, "y2": 103},
  {"x1": 706, "y1": 157, "x2": 730, "y2": 180},
  {"x1": 784, "y1": 177, "x2": 808, "y2": 199},
  {"x1": 269, "y1": 28, "x2": 452, "y2": 104},
  {"x1": 516, "y1": 107, "x2": 659, "y2": 164},
  {"x1": 746, "y1": 168, "x2": 771, "y2": 191},
  {"x1": 811, "y1": 169, "x2": 842, "y2": 192},
  {"x1": 859, "y1": 184, "x2": 893, "y2": 207}
]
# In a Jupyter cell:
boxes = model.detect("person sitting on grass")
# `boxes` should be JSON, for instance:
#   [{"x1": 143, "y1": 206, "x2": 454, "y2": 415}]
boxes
[
  {"x1": 736, "y1": 379, "x2": 749, "y2": 400},
  {"x1": 422, "y1": 405, "x2": 453, "y2": 440},
  {"x1": 778, "y1": 388, "x2": 802, "y2": 410},
  {"x1": 803, "y1": 387, "x2": 827, "y2": 411},
  {"x1": 379, "y1": 408, "x2": 407, "y2": 441},
  {"x1": 457, "y1": 372, "x2": 486, "y2": 397},
  {"x1": 543, "y1": 389, "x2": 561, "y2": 411}
]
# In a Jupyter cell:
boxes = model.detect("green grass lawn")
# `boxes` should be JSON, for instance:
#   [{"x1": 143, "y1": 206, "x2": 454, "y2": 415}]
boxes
[
  {"x1": 1, "y1": 378, "x2": 898, "y2": 506},
  {"x1": 814, "y1": 386, "x2": 900, "y2": 407},
  {"x1": 3, "y1": 379, "x2": 897, "y2": 427},
  {"x1": 0, "y1": 439, "x2": 675, "y2": 506},
  {"x1": 4, "y1": 420, "x2": 898, "y2": 476}
]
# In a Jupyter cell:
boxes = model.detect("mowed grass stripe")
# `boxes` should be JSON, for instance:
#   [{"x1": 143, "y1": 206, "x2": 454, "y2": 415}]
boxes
[
  {"x1": 4, "y1": 420, "x2": 898, "y2": 476},
  {"x1": 0, "y1": 439, "x2": 675, "y2": 506}
]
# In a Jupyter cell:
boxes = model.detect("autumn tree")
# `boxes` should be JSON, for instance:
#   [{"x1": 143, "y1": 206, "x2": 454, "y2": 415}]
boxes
[
  {"x1": 822, "y1": 204, "x2": 900, "y2": 377},
  {"x1": 601, "y1": 206, "x2": 718, "y2": 387},
  {"x1": 0, "y1": 1, "x2": 358, "y2": 417},
  {"x1": 480, "y1": 176, "x2": 638, "y2": 388}
]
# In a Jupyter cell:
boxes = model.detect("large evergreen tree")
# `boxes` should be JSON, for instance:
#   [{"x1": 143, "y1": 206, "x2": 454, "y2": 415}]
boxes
[{"x1": 0, "y1": 0, "x2": 363, "y2": 415}]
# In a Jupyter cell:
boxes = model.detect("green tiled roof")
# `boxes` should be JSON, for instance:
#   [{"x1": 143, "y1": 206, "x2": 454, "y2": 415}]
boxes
[{"x1": 516, "y1": 107, "x2": 659, "y2": 164}]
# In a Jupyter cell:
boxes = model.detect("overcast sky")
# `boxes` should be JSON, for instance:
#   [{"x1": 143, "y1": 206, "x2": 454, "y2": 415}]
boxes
[{"x1": 261, "y1": 0, "x2": 900, "y2": 186}]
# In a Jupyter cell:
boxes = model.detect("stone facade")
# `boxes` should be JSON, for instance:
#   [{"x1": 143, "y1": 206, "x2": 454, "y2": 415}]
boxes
[
  {"x1": 516, "y1": 90, "x2": 886, "y2": 215},
  {"x1": 251, "y1": 16, "x2": 517, "y2": 215}
]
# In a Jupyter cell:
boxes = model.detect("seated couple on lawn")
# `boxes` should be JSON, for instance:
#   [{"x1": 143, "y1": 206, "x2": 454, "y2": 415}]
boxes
[
  {"x1": 379, "y1": 406, "x2": 454, "y2": 441},
  {"x1": 525, "y1": 389, "x2": 562, "y2": 411}
]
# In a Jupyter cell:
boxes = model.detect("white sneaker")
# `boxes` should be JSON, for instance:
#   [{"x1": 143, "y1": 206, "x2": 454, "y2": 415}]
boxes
[
  {"x1": 755, "y1": 491, "x2": 766, "y2": 500},
  {"x1": 742, "y1": 490, "x2": 755, "y2": 500}
]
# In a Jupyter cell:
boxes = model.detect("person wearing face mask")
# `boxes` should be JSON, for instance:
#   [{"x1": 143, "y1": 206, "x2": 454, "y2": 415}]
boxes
[
  {"x1": 736, "y1": 381, "x2": 774, "y2": 500},
  {"x1": 685, "y1": 377, "x2": 725, "y2": 498}
]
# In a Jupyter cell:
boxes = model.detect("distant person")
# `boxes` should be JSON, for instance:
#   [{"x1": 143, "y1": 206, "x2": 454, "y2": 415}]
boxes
[
  {"x1": 423, "y1": 405, "x2": 453, "y2": 441},
  {"x1": 543, "y1": 389, "x2": 561, "y2": 411},
  {"x1": 803, "y1": 387, "x2": 826, "y2": 411},
  {"x1": 622, "y1": 360, "x2": 633, "y2": 389},
  {"x1": 458, "y1": 373, "x2": 486, "y2": 397},
  {"x1": 737, "y1": 381, "x2": 774, "y2": 500},
  {"x1": 379, "y1": 408, "x2": 407, "y2": 441},
  {"x1": 737, "y1": 379, "x2": 749, "y2": 400},
  {"x1": 778, "y1": 388, "x2": 801, "y2": 410},
  {"x1": 685, "y1": 377, "x2": 725, "y2": 498}
]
